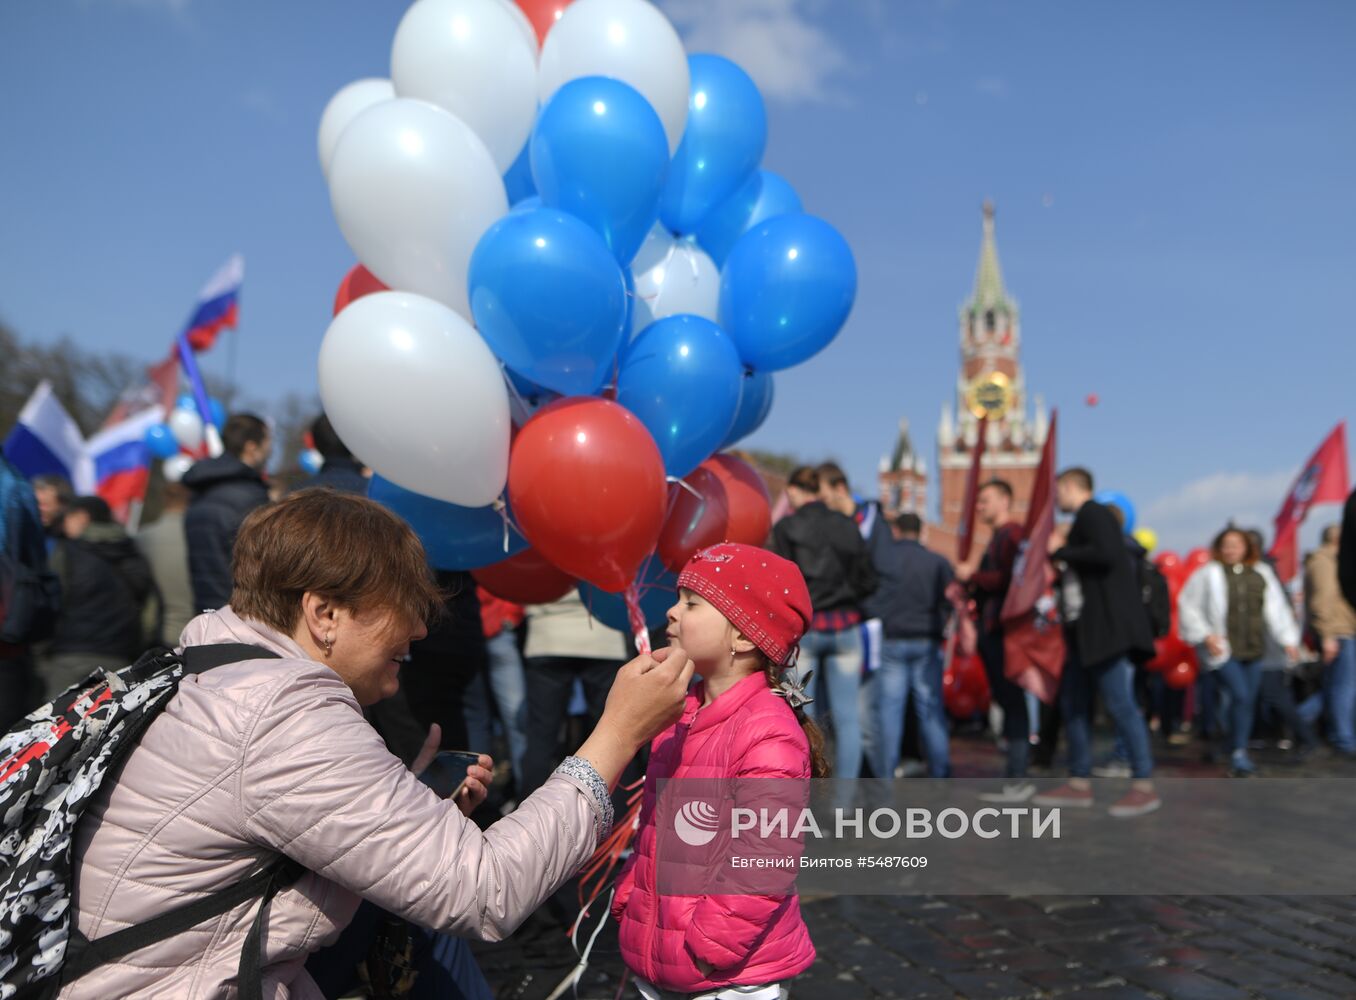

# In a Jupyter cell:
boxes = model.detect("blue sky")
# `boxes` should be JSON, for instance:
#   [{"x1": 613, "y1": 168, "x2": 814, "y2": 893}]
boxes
[{"x1": 2, "y1": 0, "x2": 1353, "y2": 552}]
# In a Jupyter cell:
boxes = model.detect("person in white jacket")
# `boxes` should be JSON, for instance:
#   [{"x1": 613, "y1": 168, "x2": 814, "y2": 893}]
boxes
[{"x1": 1178, "y1": 527, "x2": 1300, "y2": 775}]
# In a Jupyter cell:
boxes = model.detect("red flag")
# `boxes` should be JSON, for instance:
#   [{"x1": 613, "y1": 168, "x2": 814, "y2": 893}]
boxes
[
  {"x1": 1270, "y1": 422, "x2": 1349, "y2": 581},
  {"x1": 1000, "y1": 411, "x2": 1064, "y2": 703},
  {"x1": 956, "y1": 415, "x2": 989, "y2": 564},
  {"x1": 103, "y1": 352, "x2": 180, "y2": 429}
]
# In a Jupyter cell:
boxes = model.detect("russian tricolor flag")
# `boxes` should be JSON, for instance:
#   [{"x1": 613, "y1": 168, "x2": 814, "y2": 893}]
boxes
[
  {"x1": 85, "y1": 406, "x2": 167, "y2": 519},
  {"x1": 2, "y1": 381, "x2": 92, "y2": 492},
  {"x1": 183, "y1": 254, "x2": 243, "y2": 352}
]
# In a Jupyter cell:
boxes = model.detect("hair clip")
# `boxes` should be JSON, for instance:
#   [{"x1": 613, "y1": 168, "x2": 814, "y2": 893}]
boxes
[{"x1": 772, "y1": 669, "x2": 814, "y2": 710}]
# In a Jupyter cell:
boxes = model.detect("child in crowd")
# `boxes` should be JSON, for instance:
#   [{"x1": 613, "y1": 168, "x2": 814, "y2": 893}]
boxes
[{"x1": 612, "y1": 543, "x2": 827, "y2": 1000}]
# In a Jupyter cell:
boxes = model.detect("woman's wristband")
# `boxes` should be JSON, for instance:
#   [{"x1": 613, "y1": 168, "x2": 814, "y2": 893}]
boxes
[{"x1": 555, "y1": 755, "x2": 614, "y2": 840}]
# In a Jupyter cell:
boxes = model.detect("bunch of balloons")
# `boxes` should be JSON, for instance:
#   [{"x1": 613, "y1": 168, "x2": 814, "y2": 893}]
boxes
[
  {"x1": 314, "y1": 0, "x2": 856, "y2": 623},
  {"x1": 1145, "y1": 547, "x2": 1212, "y2": 690},
  {"x1": 144, "y1": 394, "x2": 227, "y2": 483}
]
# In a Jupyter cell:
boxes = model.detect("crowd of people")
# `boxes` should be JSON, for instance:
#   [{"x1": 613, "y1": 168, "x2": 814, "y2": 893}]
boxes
[{"x1": 4, "y1": 411, "x2": 1356, "y2": 997}]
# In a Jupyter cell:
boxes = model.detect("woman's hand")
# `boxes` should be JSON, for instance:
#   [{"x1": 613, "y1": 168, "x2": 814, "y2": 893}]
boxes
[
  {"x1": 1205, "y1": 634, "x2": 1225, "y2": 658},
  {"x1": 574, "y1": 646, "x2": 694, "y2": 791}
]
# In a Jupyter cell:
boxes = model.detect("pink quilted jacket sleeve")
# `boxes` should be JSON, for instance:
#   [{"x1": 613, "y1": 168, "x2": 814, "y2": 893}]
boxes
[
  {"x1": 236, "y1": 666, "x2": 606, "y2": 942},
  {"x1": 683, "y1": 714, "x2": 810, "y2": 971}
]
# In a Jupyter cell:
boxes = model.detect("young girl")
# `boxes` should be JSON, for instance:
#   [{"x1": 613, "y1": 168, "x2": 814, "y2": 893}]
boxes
[{"x1": 611, "y1": 543, "x2": 828, "y2": 1000}]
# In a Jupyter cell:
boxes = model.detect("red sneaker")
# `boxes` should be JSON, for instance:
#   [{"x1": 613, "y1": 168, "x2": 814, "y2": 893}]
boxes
[
  {"x1": 1031, "y1": 784, "x2": 1093, "y2": 808},
  {"x1": 1108, "y1": 788, "x2": 1161, "y2": 818}
]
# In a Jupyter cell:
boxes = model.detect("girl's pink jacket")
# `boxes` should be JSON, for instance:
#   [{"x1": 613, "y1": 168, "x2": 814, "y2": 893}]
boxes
[{"x1": 612, "y1": 671, "x2": 815, "y2": 991}]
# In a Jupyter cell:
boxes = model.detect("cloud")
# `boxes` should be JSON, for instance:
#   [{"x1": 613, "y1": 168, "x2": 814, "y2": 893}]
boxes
[
  {"x1": 1141, "y1": 469, "x2": 1296, "y2": 552},
  {"x1": 660, "y1": 0, "x2": 855, "y2": 105},
  {"x1": 974, "y1": 76, "x2": 1010, "y2": 100},
  {"x1": 240, "y1": 88, "x2": 286, "y2": 125}
]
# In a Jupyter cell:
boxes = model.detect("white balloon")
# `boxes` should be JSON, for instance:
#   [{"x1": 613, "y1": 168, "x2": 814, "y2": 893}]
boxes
[
  {"x1": 630, "y1": 226, "x2": 720, "y2": 333},
  {"x1": 492, "y1": 0, "x2": 540, "y2": 55},
  {"x1": 317, "y1": 78, "x2": 395, "y2": 179},
  {"x1": 328, "y1": 98, "x2": 508, "y2": 320},
  {"x1": 391, "y1": 0, "x2": 539, "y2": 172},
  {"x1": 162, "y1": 455, "x2": 194, "y2": 483},
  {"x1": 167, "y1": 407, "x2": 204, "y2": 451},
  {"x1": 539, "y1": 0, "x2": 690, "y2": 154},
  {"x1": 318, "y1": 291, "x2": 510, "y2": 507}
]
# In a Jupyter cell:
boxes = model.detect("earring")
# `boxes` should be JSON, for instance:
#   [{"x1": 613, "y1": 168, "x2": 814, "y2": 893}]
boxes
[{"x1": 323, "y1": 635, "x2": 334, "y2": 656}]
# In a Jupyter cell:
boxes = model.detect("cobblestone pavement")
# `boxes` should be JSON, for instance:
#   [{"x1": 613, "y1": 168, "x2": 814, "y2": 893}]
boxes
[{"x1": 472, "y1": 732, "x2": 1356, "y2": 1000}]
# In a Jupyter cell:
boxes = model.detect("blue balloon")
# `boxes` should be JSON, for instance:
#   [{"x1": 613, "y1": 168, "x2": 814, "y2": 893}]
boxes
[
  {"x1": 175, "y1": 393, "x2": 196, "y2": 412},
  {"x1": 695, "y1": 169, "x2": 802, "y2": 268},
  {"x1": 660, "y1": 55, "x2": 767, "y2": 235},
  {"x1": 369, "y1": 475, "x2": 528, "y2": 571},
  {"x1": 531, "y1": 76, "x2": 670, "y2": 265},
  {"x1": 719, "y1": 213, "x2": 857, "y2": 373},
  {"x1": 144, "y1": 423, "x2": 179, "y2": 459},
  {"x1": 578, "y1": 558, "x2": 678, "y2": 633},
  {"x1": 299, "y1": 450, "x2": 323, "y2": 475},
  {"x1": 208, "y1": 398, "x2": 227, "y2": 428},
  {"x1": 616, "y1": 315, "x2": 743, "y2": 478},
  {"x1": 722, "y1": 370, "x2": 775, "y2": 448},
  {"x1": 503, "y1": 140, "x2": 536, "y2": 205},
  {"x1": 1095, "y1": 490, "x2": 1137, "y2": 535},
  {"x1": 469, "y1": 207, "x2": 628, "y2": 396},
  {"x1": 508, "y1": 195, "x2": 542, "y2": 215}
]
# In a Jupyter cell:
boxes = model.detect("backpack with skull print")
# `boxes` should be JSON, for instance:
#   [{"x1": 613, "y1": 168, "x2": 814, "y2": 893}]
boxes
[{"x1": 0, "y1": 643, "x2": 300, "y2": 1000}]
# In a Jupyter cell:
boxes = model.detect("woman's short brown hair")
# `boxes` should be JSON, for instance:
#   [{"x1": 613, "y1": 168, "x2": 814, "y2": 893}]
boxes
[{"x1": 231, "y1": 489, "x2": 443, "y2": 634}]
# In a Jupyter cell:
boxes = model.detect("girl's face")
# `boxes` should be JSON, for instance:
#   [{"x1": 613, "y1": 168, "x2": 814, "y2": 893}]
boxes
[
  {"x1": 666, "y1": 588, "x2": 738, "y2": 667},
  {"x1": 1219, "y1": 532, "x2": 1248, "y2": 566}
]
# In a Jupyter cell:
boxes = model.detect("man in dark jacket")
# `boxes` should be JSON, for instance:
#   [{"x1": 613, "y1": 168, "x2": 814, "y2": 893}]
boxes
[
  {"x1": 771, "y1": 466, "x2": 877, "y2": 781},
  {"x1": 303, "y1": 413, "x2": 369, "y2": 495},
  {"x1": 1340, "y1": 488, "x2": 1356, "y2": 611},
  {"x1": 0, "y1": 458, "x2": 59, "y2": 725},
  {"x1": 39, "y1": 496, "x2": 156, "y2": 699},
  {"x1": 861, "y1": 513, "x2": 954, "y2": 778},
  {"x1": 183, "y1": 413, "x2": 272, "y2": 612},
  {"x1": 1034, "y1": 467, "x2": 1159, "y2": 817},
  {"x1": 957, "y1": 479, "x2": 1031, "y2": 796}
]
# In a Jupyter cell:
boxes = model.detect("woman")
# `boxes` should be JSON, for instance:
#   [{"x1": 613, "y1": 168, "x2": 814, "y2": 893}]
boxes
[
  {"x1": 1178, "y1": 527, "x2": 1299, "y2": 776},
  {"x1": 64, "y1": 489, "x2": 692, "y2": 998}
]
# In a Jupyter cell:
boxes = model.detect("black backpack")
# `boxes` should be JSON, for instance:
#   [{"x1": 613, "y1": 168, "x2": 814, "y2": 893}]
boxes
[
  {"x1": 1139, "y1": 558, "x2": 1172, "y2": 638},
  {"x1": 0, "y1": 643, "x2": 302, "y2": 1000}
]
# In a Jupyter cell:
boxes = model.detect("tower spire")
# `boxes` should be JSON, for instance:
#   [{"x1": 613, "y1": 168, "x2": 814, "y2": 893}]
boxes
[{"x1": 968, "y1": 200, "x2": 1009, "y2": 314}]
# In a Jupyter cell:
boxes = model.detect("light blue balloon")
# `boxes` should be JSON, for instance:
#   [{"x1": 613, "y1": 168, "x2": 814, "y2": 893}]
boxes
[
  {"x1": 616, "y1": 314, "x2": 743, "y2": 478},
  {"x1": 468, "y1": 207, "x2": 628, "y2": 397},
  {"x1": 718, "y1": 213, "x2": 857, "y2": 373},
  {"x1": 208, "y1": 398, "x2": 227, "y2": 428},
  {"x1": 578, "y1": 558, "x2": 677, "y2": 632},
  {"x1": 660, "y1": 55, "x2": 767, "y2": 235},
  {"x1": 722, "y1": 370, "x2": 775, "y2": 448},
  {"x1": 299, "y1": 450, "x2": 323, "y2": 475},
  {"x1": 144, "y1": 423, "x2": 179, "y2": 459},
  {"x1": 503, "y1": 140, "x2": 536, "y2": 205},
  {"x1": 509, "y1": 195, "x2": 542, "y2": 215},
  {"x1": 695, "y1": 169, "x2": 802, "y2": 268},
  {"x1": 175, "y1": 393, "x2": 196, "y2": 412},
  {"x1": 1096, "y1": 490, "x2": 1137, "y2": 535},
  {"x1": 531, "y1": 76, "x2": 669, "y2": 265},
  {"x1": 368, "y1": 475, "x2": 528, "y2": 571}
]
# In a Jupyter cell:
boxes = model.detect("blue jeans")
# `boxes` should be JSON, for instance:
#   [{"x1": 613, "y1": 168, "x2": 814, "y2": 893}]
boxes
[
  {"x1": 871, "y1": 638, "x2": 949, "y2": 779},
  {"x1": 978, "y1": 629, "x2": 1029, "y2": 779},
  {"x1": 463, "y1": 629, "x2": 528, "y2": 785},
  {"x1": 1325, "y1": 638, "x2": 1356, "y2": 753},
  {"x1": 1061, "y1": 652, "x2": 1154, "y2": 779},
  {"x1": 1215, "y1": 657, "x2": 1263, "y2": 758},
  {"x1": 796, "y1": 626, "x2": 863, "y2": 780}
]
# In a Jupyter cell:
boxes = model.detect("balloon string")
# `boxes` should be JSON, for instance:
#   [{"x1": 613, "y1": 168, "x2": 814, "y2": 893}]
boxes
[
  {"x1": 667, "y1": 474, "x2": 702, "y2": 501},
  {"x1": 624, "y1": 583, "x2": 651, "y2": 656},
  {"x1": 492, "y1": 495, "x2": 513, "y2": 553}
]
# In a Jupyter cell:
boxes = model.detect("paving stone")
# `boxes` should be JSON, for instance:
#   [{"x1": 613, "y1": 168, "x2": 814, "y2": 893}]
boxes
[
  {"x1": 940, "y1": 968, "x2": 1042, "y2": 998},
  {"x1": 1121, "y1": 965, "x2": 1250, "y2": 999}
]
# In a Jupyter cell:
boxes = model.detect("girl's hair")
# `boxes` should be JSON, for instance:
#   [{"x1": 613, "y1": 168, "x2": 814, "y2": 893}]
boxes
[
  {"x1": 1211, "y1": 526, "x2": 1258, "y2": 566},
  {"x1": 761, "y1": 658, "x2": 830, "y2": 778}
]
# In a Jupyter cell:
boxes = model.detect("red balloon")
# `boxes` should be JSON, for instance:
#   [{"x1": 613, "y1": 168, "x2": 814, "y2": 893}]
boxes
[
  {"x1": 1162, "y1": 653, "x2": 1199, "y2": 690},
  {"x1": 473, "y1": 547, "x2": 575, "y2": 605},
  {"x1": 1085, "y1": 393, "x2": 1100, "y2": 407},
  {"x1": 657, "y1": 463, "x2": 731, "y2": 572},
  {"x1": 513, "y1": 0, "x2": 573, "y2": 45},
  {"x1": 333, "y1": 264, "x2": 388, "y2": 316},
  {"x1": 706, "y1": 454, "x2": 772, "y2": 547},
  {"x1": 508, "y1": 398, "x2": 666, "y2": 592},
  {"x1": 1154, "y1": 551, "x2": 1181, "y2": 574},
  {"x1": 1184, "y1": 547, "x2": 1211, "y2": 572}
]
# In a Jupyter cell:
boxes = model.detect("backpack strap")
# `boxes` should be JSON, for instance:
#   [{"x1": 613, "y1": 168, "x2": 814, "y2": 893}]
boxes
[{"x1": 181, "y1": 642, "x2": 281, "y2": 674}]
